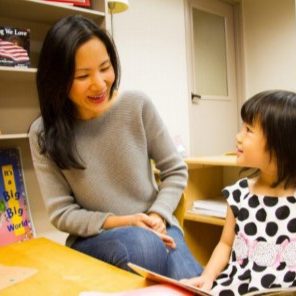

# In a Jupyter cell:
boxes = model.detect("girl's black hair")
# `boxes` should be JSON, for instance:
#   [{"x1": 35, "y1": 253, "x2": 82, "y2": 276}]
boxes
[
  {"x1": 241, "y1": 90, "x2": 296, "y2": 188},
  {"x1": 36, "y1": 15, "x2": 121, "y2": 169}
]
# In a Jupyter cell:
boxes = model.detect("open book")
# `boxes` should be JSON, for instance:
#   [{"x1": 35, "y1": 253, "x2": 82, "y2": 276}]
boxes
[
  {"x1": 128, "y1": 263, "x2": 209, "y2": 295},
  {"x1": 128, "y1": 263, "x2": 296, "y2": 296}
]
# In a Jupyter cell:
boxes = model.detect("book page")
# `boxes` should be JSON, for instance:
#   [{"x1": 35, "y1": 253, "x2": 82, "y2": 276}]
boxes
[
  {"x1": 0, "y1": 264, "x2": 37, "y2": 290},
  {"x1": 127, "y1": 263, "x2": 211, "y2": 296}
]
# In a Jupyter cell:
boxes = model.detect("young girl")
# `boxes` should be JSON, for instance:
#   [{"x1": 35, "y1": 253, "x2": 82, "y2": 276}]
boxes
[{"x1": 183, "y1": 90, "x2": 296, "y2": 295}]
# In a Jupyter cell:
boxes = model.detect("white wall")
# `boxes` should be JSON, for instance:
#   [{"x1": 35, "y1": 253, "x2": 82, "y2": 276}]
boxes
[
  {"x1": 242, "y1": 0, "x2": 296, "y2": 97},
  {"x1": 108, "y1": 0, "x2": 190, "y2": 154},
  {"x1": 108, "y1": 0, "x2": 296, "y2": 155}
]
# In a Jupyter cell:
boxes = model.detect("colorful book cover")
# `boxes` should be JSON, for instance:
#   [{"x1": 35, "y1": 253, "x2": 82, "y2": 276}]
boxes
[
  {"x1": 0, "y1": 26, "x2": 30, "y2": 68},
  {"x1": 0, "y1": 148, "x2": 34, "y2": 246}
]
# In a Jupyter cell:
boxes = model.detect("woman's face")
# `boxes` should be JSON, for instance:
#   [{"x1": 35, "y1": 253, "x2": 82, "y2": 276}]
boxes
[{"x1": 69, "y1": 37, "x2": 115, "y2": 120}]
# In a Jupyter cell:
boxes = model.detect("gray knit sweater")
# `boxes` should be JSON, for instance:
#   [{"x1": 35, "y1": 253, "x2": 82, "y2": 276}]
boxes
[{"x1": 29, "y1": 90, "x2": 188, "y2": 245}]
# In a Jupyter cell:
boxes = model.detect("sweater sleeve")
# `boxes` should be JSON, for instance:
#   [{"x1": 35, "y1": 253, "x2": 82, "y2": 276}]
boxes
[
  {"x1": 141, "y1": 94, "x2": 188, "y2": 225},
  {"x1": 28, "y1": 119, "x2": 112, "y2": 237}
]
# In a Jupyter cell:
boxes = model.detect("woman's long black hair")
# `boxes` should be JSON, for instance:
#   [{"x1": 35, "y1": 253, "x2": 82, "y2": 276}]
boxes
[
  {"x1": 241, "y1": 90, "x2": 296, "y2": 188},
  {"x1": 36, "y1": 15, "x2": 121, "y2": 169}
]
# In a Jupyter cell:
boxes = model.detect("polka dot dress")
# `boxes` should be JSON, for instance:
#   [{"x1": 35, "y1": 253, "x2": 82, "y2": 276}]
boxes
[{"x1": 211, "y1": 178, "x2": 296, "y2": 296}]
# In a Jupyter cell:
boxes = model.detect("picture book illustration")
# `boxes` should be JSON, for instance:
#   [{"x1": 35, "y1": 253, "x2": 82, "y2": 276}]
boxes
[
  {"x1": 0, "y1": 26, "x2": 30, "y2": 67},
  {"x1": 0, "y1": 148, "x2": 34, "y2": 246}
]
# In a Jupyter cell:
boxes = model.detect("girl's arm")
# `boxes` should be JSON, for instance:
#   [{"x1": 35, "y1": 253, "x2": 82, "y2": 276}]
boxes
[{"x1": 182, "y1": 205, "x2": 235, "y2": 290}]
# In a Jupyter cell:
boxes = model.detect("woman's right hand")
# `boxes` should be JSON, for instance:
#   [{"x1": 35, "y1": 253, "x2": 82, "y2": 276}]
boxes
[
  {"x1": 129, "y1": 213, "x2": 176, "y2": 249},
  {"x1": 129, "y1": 213, "x2": 157, "y2": 229},
  {"x1": 103, "y1": 213, "x2": 176, "y2": 249},
  {"x1": 103, "y1": 213, "x2": 156, "y2": 230}
]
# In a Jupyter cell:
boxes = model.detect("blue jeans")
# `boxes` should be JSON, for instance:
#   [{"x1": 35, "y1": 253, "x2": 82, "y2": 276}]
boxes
[{"x1": 71, "y1": 225, "x2": 202, "y2": 280}]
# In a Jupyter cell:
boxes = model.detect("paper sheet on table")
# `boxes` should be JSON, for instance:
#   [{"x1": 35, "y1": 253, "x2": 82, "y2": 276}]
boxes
[{"x1": 0, "y1": 264, "x2": 37, "y2": 290}]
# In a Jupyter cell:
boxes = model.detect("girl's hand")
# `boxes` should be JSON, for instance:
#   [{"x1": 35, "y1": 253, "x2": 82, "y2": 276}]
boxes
[
  {"x1": 180, "y1": 275, "x2": 213, "y2": 291},
  {"x1": 148, "y1": 212, "x2": 167, "y2": 234}
]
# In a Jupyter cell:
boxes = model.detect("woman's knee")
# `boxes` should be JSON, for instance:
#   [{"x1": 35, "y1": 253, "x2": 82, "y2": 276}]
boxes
[
  {"x1": 112, "y1": 227, "x2": 169, "y2": 273},
  {"x1": 72, "y1": 227, "x2": 168, "y2": 272},
  {"x1": 122, "y1": 227, "x2": 168, "y2": 259}
]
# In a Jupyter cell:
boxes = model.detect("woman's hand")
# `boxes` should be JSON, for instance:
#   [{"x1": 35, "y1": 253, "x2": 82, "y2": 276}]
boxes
[
  {"x1": 180, "y1": 275, "x2": 213, "y2": 291},
  {"x1": 130, "y1": 213, "x2": 176, "y2": 249},
  {"x1": 148, "y1": 212, "x2": 166, "y2": 234},
  {"x1": 103, "y1": 213, "x2": 176, "y2": 249},
  {"x1": 152, "y1": 229, "x2": 176, "y2": 249},
  {"x1": 129, "y1": 213, "x2": 157, "y2": 228}
]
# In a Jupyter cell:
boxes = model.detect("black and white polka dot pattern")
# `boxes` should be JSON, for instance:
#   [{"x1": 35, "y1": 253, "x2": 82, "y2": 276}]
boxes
[{"x1": 212, "y1": 178, "x2": 296, "y2": 295}]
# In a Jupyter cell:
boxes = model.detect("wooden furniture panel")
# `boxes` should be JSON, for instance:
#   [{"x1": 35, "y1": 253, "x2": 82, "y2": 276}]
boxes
[
  {"x1": 0, "y1": 238, "x2": 150, "y2": 296},
  {"x1": 183, "y1": 155, "x2": 241, "y2": 265}
]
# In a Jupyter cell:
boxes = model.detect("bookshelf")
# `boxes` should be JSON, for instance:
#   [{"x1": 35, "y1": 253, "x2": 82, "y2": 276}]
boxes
[
  {"x1": 0, "y1": 0, "x2": 107, "y2": 244},
  {"x1": 183, "y1": 155, "x2": 242, "y2": 265}
]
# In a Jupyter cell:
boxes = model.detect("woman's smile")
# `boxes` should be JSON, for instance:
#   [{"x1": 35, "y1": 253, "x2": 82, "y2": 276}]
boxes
[{"x1": 87, "y1": 92, "x2": 107, "y2": 104}]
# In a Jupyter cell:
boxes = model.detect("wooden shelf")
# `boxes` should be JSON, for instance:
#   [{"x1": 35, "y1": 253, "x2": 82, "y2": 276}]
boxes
[
  {"x1": 0, "y1": 66, "x2": 37, "y2": 81},
  {"x1": 0, "y1": 133, "x2": 29, "y2": 140},
  {"x1": 0, "y1": 0, "x2": 107, "y2": 245},
  {"x1": 185, "y1": 211, "x2": 225, "y2": 226},
  {"x1": 186, "y1": 155, "x2": 238, "y2": 169},
  {"x1": 182, "y1": 155, "x2": 241, "y2": 264},
  {"x1": 0, "y1": 0, "x2": 105, "y2": 24}
]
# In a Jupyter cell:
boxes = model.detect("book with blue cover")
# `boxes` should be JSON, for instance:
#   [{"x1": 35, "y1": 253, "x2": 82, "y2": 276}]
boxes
[{"x1": 0, "y1": 148, "x2": 34, "y2": 246}]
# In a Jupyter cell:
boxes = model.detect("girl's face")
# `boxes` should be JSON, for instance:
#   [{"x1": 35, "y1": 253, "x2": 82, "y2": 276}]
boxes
[
  {"x1": 236, "y1": 120, "x2": 276, "y2": 173},
  {"x1": 69, "y1": 37, "x2": 115, "y2": 120}
]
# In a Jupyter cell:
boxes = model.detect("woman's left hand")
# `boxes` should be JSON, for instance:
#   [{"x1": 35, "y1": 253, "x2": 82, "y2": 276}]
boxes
[
  {"x1": 148, "y1": 212, "x2": 176, "y2": 249},
  {"x1": 152, "y1": 230, "x2": 176, "y2": 249},
  {"x1": 148, "y1": 212, "x2": 166, "y2": 234}
]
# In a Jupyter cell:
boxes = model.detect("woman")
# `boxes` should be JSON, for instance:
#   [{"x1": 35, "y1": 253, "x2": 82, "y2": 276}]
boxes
[{"x1": 29, "y1": 15, "x2": 202, "y2": 280}]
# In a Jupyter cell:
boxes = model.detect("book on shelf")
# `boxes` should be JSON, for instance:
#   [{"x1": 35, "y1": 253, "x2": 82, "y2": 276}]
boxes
[
  {"x1": 0, "y1": 148, "x2": 34, "y2": 246},
  {"x1": 0, "y1": 26, "x2": 30, "y2": 68},
  {"x1": 189, "y1": 198, "x2": 227, "y2": 218},
  {"x1": 43, "y1": 0, "x2": 91, "y2": 7}
]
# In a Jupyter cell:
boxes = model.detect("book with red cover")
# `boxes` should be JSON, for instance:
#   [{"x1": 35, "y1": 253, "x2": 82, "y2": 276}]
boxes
[
  {"x1": 44, "y1": 0, "x2": 91, "y2": 7},
  {"x1": 79, "y1": 284, "x2": 194, "y2": 296}
]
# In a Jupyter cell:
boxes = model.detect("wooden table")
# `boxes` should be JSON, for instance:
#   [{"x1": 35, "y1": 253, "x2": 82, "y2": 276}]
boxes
[{"x1": 0, "y1": 237, "x2": 151, "y2": 296}]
